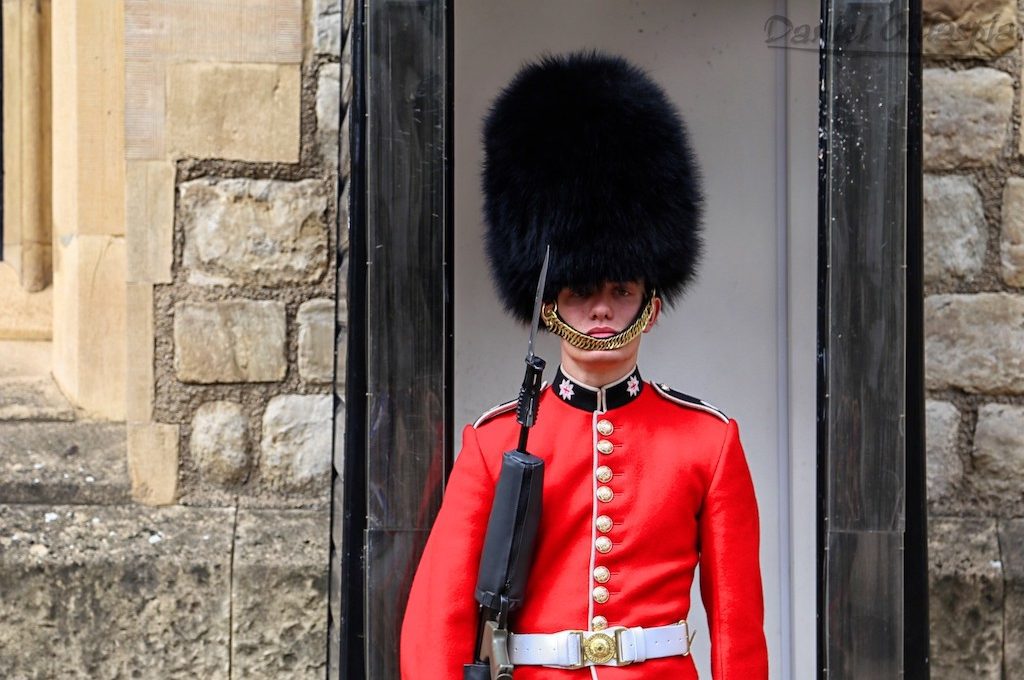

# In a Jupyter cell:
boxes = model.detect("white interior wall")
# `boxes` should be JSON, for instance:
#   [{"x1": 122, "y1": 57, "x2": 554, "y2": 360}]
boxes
[{"x1": 453, "y1": 2, "x2": 819, "y2": 676}]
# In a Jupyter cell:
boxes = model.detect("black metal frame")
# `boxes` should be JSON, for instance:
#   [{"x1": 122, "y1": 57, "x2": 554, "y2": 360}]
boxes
[
  {"x1": 333, "y1": 0, "x2": 369, "y2": 674},
  {"x1": 335, "y1": 1, "x2": 928, "y2": 676},
  {"x1": 330, "y1": 1, "x2": 454, "y2": 678},
  {"x1": 816, "y1": 0, "x2": 927, "y2": 677},
  {"x1": 904, "y1": 0, "x2": 929, "y2": 673}
]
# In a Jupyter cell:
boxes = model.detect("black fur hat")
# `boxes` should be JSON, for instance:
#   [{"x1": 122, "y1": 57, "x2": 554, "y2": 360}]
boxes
[{"x1": 482, "y1": 50, "x2": 705, "y2": 324}]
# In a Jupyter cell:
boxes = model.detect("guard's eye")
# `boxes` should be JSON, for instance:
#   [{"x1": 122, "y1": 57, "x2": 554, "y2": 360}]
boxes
[{"x1": 569, "y1": 285, "x2": 596, "y2": 298}]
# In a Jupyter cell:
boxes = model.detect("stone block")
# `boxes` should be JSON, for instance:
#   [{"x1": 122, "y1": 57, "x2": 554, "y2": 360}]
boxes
[
  {"x1": 925, "y1": 293, "x2": 1024, "y2": 393},
  {"x1": 926, "y1": 400, "x2": 962, "y2": 504},
  {"x1": 0, "y1": 340, "x2": 51, "y2": 379},
  {"x1": 1001, "y1": 519, "x2": 1024, "y2": 678},
  {"x1": 923, "y1": 0, "x2": 1017, "y2": 59},
  {"x1": 924, "y1": 175, "x2": 986, "y2": 285},
  {"x1": 0, "y1": 376, "x2": 75, "y2": 421},
  {"x1": 180, "y1": 178, "x2": 329, "y2": 287},
  {"x1": 166, "y1": 63, "x2": 301, "y2": 163},
  {"x1": 0, "y1": 261, "x2": 52, "y2": 340},
  {"x1": 232, "y1": 509, "x2": 328, "y2": 677},
  {"x1": 126, "y1": 160, "x2": 175, "y2": 284},
  {"x1": 924, "y1": 68, "x2": 1012, "y2": 170},
  {"x1": 174, "y1": 300, "x2": 286, "y2": 383},
  {"x1": 260, "y1": 395, "x2": 333, "y2": 492},
  {"x1": 1002, "y1": 176, "x2": 1024, "y2": 287},
  {"x1": 972, "y1": 404, "x2": 1024, "y2": 515},
  {"x1": 0, "y1": 421, "x2": 129, "y2": 505},
  {"x1": 127, "y1": 422, "x2": 179, "y2": 506},
  {"x1": 125, "y1": 282, "x2": 155, "y2": 423},
  {"x1": 317, "y1": 63, "x2": 341, "y2": 171},
  {"x1": 928, "y1": 517, "x2": 1003, "y2": 679},
  {"x1": 315, "y1": 0, "x2": 342, "y2": 55},
  {"x1": 298, "y1": 298, "x2": 335, "y2": 384},
  {"x1": 191, "y1": 400, "x2": 250, "y2": 486},
  {"x1": 51, "y1": 234, "x2": 127, "y2": 420},
  {"x1": 0, "y1": 504, "x2": 233, "y2": 679}
]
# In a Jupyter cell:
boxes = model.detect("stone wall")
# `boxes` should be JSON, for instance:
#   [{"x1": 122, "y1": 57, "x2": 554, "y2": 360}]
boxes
[
  {"x1": 923, "y1": 0, "x2": 1024, "y2": 676},
  {"x1": 123, "y1": 0, "x2": 346, "y2": 508},
  {"x1": 1, "y1": 2, "x2": 347, "y2": 677}
]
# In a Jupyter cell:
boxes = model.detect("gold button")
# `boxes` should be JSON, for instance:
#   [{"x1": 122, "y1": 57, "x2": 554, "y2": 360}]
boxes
[
  {"x1": 592, "y1": 615, "x2": 608, "y2": 631},
  {"x1": 596, "y1": 515, "x2": 613, "y2": 533},
  {"x1": 593, "y1": 586, "x2": 609, "y2": 604},
  {"x1": 597, "y1": 440, "x2": 614, "y2": 455},
  {"x1": 596, "y1": 486, "x2": 614, "y2": 503},
  {"x1": 595, "y1": 536, "x2": 612, "y2": 553},
  {"x1": 597, "y1": 420, "x2": 614, "y2": 436},
  {"x1": 594, "y1": 566, "x2": 610, "y2": 583},
  {"x1": 595, "y1": 466, "x2": 613, "y2": 483}
]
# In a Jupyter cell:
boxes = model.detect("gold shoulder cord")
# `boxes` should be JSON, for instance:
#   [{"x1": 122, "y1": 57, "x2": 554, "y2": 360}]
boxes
[{"x1": 541, "y1": 295, "x2": 657, "y2": 351}]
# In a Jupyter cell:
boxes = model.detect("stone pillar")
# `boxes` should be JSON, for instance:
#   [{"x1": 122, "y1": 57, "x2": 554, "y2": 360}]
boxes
[{"x1": 50, "y1": 0, "x2": 126, "y2": 420}]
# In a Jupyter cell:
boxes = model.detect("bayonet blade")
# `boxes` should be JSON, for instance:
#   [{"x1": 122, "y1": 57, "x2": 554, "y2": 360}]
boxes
[{"x1": 527, "y1": 246, "x2": 551, "y2": 360}]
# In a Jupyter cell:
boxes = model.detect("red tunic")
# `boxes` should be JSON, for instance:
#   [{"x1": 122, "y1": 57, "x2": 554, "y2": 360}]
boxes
[{"x1": 401, "y1": 367, "x2": 768, "y2": 679}]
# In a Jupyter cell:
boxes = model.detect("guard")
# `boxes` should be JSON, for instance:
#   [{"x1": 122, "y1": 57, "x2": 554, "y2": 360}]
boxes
[{"x1": 401, "y1": 50, "x2": 768, "y2": 679}]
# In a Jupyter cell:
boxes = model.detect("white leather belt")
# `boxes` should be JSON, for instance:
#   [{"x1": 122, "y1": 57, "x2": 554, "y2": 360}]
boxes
[{"x1": 508, "y1": 621, "x2": 695, "y2": 669}]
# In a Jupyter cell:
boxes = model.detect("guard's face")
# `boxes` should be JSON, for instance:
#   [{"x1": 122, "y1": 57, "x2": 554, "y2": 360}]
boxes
[
  {"x1": 553, "y1": 281, "x2": 660, "y2": 381},
  {"x1": 555, "y1": 281, "x2": 646, "y2": 336}
]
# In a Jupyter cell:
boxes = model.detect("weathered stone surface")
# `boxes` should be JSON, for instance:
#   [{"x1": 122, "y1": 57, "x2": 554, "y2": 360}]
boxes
[
  {"x1": 924, "y1": 68, "x2": 1012, "y2": 170},
  {"x1": 1002, "y1": 176, "x2": 1024, "y2": 287},
  {"x1": 232, "y1": 509, "x2": 328, "y2": 677},
  {"x1": 298, "y1": 299, "x2": 335, "y2": 384},
  {"x1": 928, "y1": 518, "x2": 1003, "y2": 679},
  {"x1": 924, "y1": 175, "x2": 986, "y2": 285},
  {"x1": 166, "y1": 63, "x2": 300, "y2": 163},
  {"x1": 174, "y1": 300, "x2": 286, "y2": 383},
  {"x1": 126, "y1": 160, "x2": 175, "y2": 284},
  {"x1": 315, "y1": 0, "x2": 342, "y2": 55},
  {"x1": 191, "y1": 401, "x2": 250, "y2": 485},
  {"x1": 260, "y1": 395, "x2": 333, "y2": 491},
  {"x1": 925, "y1": 293, "x2": 1024, "y2": 393},
  {"x1": 0, "y1": 422, "x2": 129, "y2": 505},
  {"x1": 1001, "y1": 519, "x2": 1024, "y2": 679},
  {"x1": 0, "y1": 376, "x2": 75, "y2": 421},
  {"x1": 317, "y1": 63, "x2": 341, "y2": 170},
  {"x1": 0, "y1": 504, "x2": 233, "y2": 679},
  {"x1": 127, "y1": 422, "x2": 180, "y2": 507},
  {"x1": 180, "y1": 178, "x2": 329, "y2": 287},
  {"x1": 923, "y1": 0, "x2": 1017, "y2": 59},
  {"x1": 972, "y1": 404, "x2": 1024, "y2": 515},
  {"x1": 926, "y1": 400, "x2": 962, "y2": 504}
]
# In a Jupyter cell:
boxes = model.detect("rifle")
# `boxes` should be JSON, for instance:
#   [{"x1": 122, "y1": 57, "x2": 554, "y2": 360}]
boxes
[{"x1": 463, "y1": 248, "x2": 550, "y2": 680}]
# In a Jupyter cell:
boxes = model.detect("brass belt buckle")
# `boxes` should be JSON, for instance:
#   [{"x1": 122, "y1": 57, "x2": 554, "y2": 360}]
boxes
[{"x1": 580, "y1": 630, "x2": 618, "y2": 665}]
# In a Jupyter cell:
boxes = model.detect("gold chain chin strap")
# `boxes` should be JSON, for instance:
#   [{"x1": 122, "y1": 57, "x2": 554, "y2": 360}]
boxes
[{"x1": 541, "y1": 296, "x2": 656, "y2": 351}]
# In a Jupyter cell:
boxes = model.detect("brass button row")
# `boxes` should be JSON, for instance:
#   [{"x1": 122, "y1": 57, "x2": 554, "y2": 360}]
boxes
[{"x1": 593, "y1": 420, "x2": 618, "y2": 614}]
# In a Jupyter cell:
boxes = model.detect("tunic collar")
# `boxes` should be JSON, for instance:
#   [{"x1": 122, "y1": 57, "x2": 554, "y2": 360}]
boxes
[{"x1": 552, "y1": 365, "x2": 644, "y2": 412}]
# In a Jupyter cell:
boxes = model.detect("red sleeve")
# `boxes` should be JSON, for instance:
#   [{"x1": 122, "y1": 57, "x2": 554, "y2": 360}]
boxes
[
  {"x1": 698, "y1": 419, "x2": 769, "y2": 678},
  {"x1": 400, "y1": 424, "x2": 497, "y2": 679}
]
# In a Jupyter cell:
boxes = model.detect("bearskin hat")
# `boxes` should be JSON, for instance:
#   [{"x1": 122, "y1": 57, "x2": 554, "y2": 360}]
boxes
[{"x1": 482, "y1": 50, "x2": 705, "y2": 324}]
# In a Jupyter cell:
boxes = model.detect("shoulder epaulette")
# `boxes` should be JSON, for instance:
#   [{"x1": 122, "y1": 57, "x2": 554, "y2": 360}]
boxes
[
  {"x1": 473, "y1": 398, "x2": 517, "y2": 428},
  {"x1": 651, "y1": 382, "x2": 729, "y2": 423},
  {"x1": 473, "y1": 381, "x2": 550, "y2": 428}
]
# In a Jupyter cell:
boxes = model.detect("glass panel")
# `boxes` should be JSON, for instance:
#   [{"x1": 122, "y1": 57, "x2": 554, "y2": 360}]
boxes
[
  {"x1": 365, "y1": 529, "x2": 431, "y2": 679},
  {"x1": 363, "y1": 0, "x2": 450, "y2": 677},
  {"x1": 825, "y1": 531, "x2": 904, "y2": 676},
  {"x1": 821, "y1": 0, "x2": 909, "y2": 677},
  {"x1": 825, "y1": 0, "x2": 908, "y2": 534}
]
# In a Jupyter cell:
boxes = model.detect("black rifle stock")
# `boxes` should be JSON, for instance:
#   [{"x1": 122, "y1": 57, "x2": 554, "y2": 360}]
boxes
[{"x1": 464, "y1": 355, "x2": 546, "y2": 680}]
